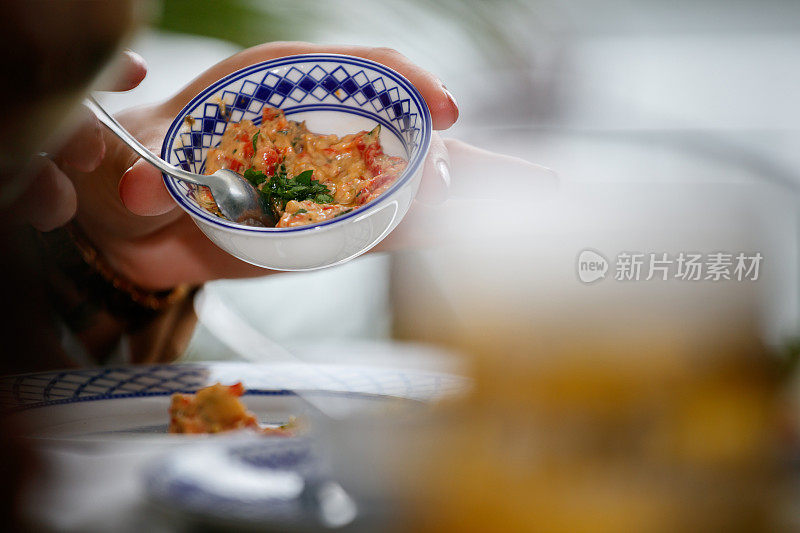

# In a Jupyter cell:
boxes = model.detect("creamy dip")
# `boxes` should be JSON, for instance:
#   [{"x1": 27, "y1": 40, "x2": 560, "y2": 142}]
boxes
[{"x1": 200, "y1": 107, "x2": 407, "y2": 228}]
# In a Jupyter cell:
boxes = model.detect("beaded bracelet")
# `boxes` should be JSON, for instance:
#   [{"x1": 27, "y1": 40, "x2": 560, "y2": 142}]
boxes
[{"x1": 38, "y1": 222, "x2": 190, "y2": 332}]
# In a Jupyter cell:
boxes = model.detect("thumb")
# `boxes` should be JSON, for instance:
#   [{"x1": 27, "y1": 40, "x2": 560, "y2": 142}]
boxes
[
  {"x1": 416, "y1": 132, "x2": 450, "y2": 206},
  {"x1": 119, "y1": 158, "x2": 177, "y2": 216}
]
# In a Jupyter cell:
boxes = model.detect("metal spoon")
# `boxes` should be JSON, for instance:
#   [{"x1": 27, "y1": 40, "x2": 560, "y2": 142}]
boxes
[{"x1": 84, "y1": 96, "x2": 273, "y2": 226}]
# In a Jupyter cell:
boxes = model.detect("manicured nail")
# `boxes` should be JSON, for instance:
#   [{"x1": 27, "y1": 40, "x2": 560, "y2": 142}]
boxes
[{"x1": 442, "y1": 84, "x2": 459, "y2": 120}]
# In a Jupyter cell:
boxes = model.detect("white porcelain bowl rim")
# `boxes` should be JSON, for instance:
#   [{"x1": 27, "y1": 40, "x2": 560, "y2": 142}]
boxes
[{"x1": 160, "y1": 53, "x2": 432, "y2": 234}]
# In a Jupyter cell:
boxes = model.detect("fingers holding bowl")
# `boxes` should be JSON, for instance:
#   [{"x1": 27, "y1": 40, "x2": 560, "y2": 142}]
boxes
[
  {"x1": 443, "y1": 139, "x2": 558, "y2": 200},
  {"x1": 54, "y1": 106, "x2": 106, "y2": 173},
  {"x1": 119, "y1": 158, "x2": 178, "y2": 217},
  {"x1": 65, "y1": 50, "x2": 148, "y2": 172},
  {"x1": 95, "y1": 49, "x2": 148, "y2": 93}
]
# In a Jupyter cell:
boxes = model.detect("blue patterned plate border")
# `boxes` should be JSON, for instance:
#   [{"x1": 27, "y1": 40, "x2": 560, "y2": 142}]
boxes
[
  {"x1": 0, "y1": 362, "x2": 466, "y2": 412},
  {"x1": 160, "y1": 53, "x2": 433, "y2": 233}
]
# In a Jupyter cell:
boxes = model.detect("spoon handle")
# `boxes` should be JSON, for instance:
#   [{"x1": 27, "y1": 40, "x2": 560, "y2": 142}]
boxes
[{"x1": 84, "y1": 96, "x2": 205, "y2": 187}]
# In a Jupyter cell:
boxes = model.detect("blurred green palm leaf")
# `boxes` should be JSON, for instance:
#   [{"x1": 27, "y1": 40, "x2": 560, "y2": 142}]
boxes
[{"x1": 156, "y1": 0, "x2": 313, "y2": 46}]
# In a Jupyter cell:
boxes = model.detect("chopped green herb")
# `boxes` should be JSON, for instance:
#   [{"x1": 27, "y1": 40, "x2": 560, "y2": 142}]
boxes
[
  {"x1": 243, "y1": 167, "x2": 267, "y2": 186},
  {"x1": 293, "y1": 208, "x2": 308, "y2": 216},
  {"x1": 314, "y1": 193, "x2": 334, "y2": 204},
  {"x1": 294, "y1": 170, "x2": 314, "y2": 185},
  {"x1": 251, "y1": 131, "x2": 259, "y2": 154},
  {"x1": 334, "y1": 208, "x2": 353, "y2": 218},
  {"x1": 246, "y1": 164, "x2": 334, "y2": 218},
  {"x1": 276, "y1": 129, "x2": 289, "y2": 135},
  {"x1": 232, "y1": 148, "x2": 237, "y2": 154}
]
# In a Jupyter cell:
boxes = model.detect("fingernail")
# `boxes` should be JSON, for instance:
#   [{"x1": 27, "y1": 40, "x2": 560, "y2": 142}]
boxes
[
  {"x1": 118, "y1": 163, "x2": 135, "y2": 198},
  {"x1": 441, "y1": 84, "x2": 459, "y2": 120},
  {"x1": 123, "y1": 48, "x2": 145, "y2": 64},
  {"x1": 122, "y1": 49, "x2": 148, "y2": 82},
  {"x1": 435, "y1": 157, "x2": 451, "y2": 191}
]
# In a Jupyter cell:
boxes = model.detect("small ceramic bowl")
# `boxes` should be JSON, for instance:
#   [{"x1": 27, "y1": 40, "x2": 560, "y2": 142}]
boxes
[{"x1": 161, "y1": 54, "x2": 432, "y2": 271}]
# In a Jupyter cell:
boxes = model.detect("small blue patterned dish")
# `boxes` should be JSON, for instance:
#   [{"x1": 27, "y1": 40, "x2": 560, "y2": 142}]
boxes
[
  {"x1": 160, "y1": 54, "x2": 432, "y2": 271},
  {"x1": 144, "y1": 437, "x2": 355, "y2": 529}
]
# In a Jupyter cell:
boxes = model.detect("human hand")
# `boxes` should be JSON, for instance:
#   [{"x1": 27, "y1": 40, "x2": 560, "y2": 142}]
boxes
[
  {"x1": 70, "y1": 42, "x2": 460, "y2": 290},
  {"x1": 377, "y1": 139, "x2": 558, "y2": 250},
  {"x1": 7, "y1": 50, "x2": 147, "y2": 232}
]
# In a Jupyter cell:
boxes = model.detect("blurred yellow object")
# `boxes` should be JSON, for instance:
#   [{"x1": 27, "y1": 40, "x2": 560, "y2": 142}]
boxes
[
  {"x1": 387, "y1": 198, "x2": 790, "y2": 532},
  {"x1": 408, "y1": 330, "x2": 780, "y2": 532}
]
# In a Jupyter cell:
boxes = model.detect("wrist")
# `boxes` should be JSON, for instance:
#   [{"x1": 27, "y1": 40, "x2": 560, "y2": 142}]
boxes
[{"x1": 37, "y1": 222, "x2": 197, "y2": 363}]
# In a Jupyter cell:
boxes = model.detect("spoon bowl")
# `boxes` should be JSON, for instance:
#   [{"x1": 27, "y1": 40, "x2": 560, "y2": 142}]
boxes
[{"x1": 204, "y1": 169, "x2": 274, "y2": 226}]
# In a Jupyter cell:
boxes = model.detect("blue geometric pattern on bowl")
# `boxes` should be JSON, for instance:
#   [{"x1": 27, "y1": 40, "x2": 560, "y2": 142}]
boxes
[
  {"x1": 0, "y1": 363, "x2": 466, "y2": 411},
  {"x1": 171, "y1": 61, "x2": 421, "y2": 172},
  {"x1": 161, "y1": 54, "x2": 432, "y2": 232}
]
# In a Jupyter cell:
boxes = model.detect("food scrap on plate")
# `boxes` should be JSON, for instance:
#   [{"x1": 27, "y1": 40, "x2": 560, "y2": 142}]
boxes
[{"x1": 168, "y1": 382, "x2": 295, "y2": 435}]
